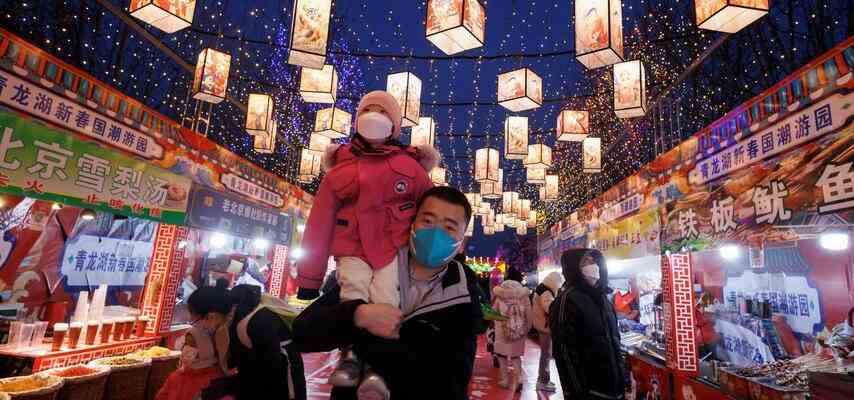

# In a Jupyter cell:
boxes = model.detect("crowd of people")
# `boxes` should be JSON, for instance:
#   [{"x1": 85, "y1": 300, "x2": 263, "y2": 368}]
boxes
[{"x1": 154, "y1": 90, "x2": 630, "y2": 400}]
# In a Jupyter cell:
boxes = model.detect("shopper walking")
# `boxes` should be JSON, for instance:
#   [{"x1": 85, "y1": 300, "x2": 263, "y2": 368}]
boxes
[
  {"x1": 531, "y1": 271, "x2": 563, "y2": 392},
  {"x1": 492, "y1": 279, "x2": 532, "y2": 392},
  {"x1": 550, "y1": 248, "x2": 627, "y2": 400}
]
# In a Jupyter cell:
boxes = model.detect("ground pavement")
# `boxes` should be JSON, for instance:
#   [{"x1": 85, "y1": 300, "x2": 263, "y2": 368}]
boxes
[{"x1": 301, "y1": 336, "x2": 564, "y2": 400}]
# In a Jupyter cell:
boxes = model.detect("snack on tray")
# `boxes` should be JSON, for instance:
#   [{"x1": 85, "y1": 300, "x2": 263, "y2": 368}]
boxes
[
  {"x1": 90, "y1": 356, "x2": 148, "y2": 367},
  {"x1": 129, "y1": 346, "x2": 172, "y2": 359},
  {"x1": 49, "y1": 365, "x2": 99, "y2": 378},
  {"x1": 0, "y1": 374, "x2": 62, "y2": 394}
]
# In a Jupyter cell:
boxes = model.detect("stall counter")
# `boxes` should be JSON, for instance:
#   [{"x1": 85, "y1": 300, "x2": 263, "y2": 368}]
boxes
[{"x1": 0, "y1": 336, "x2": 159, "y2": 373}]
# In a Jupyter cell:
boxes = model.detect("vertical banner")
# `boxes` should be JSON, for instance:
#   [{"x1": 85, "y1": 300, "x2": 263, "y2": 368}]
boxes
[
  {"x1": 663, "y1": 253, "x2": 698, "y2": 375},
  {"x1": 269, "y1": 244, "x2": 289, "y2": 298}
]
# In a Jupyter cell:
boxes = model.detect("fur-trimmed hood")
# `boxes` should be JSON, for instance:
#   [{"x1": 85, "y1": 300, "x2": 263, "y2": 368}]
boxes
[
  {"x1": 321, "y1": 143, "x2": 442, "y2": 173},
  {"x1": 493, "y1": 280, "x2": 529, "y2": 300}
]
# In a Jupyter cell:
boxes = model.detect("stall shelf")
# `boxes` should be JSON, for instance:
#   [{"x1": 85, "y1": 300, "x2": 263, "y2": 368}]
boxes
[{"x1": 0, "y1": 337, "x2": 159, "y2": 373}]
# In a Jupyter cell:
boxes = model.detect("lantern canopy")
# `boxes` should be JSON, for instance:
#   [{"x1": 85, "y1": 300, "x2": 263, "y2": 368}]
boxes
[
  {"x1": 480, "y1": 168, "x2": 503, "y2": 199},
  {"x1": 314, "y1": 107, "x2": 351, "y2": 139},
  {"x1": 695, "y1": 0, "x2": 769, "y2": 33},
  {"x1": 308, "y1": 133, "x2": 331, "y2": 152},
  {"x1": 524, "y1": 144, "x2": 553, "y2": 170},
  {"x1": 526, "y1": 167, "x2": 546, "y2": 185},
  {"x1": 192, "y1": 48, "x2": 231, "y2": 104},
  {"x1": 475, "y1": 147, "x2": 500, "y2": 183},
  {"x1": 556, "y1": 110, "x2": 590, "y2": 142},
  {"x1": 246, "y1": 93, "x2": 274, "y2": 135},
  {"x1": 504, "y1": 116, "x2": 529, "y2": 160},
  {"x1": 299, "y1": 148, "x2": 322, "y2": 181},
  {"x1": 545, "y1": 174, "x2": 560, "y2": 201},
  {"x1": 411, "y1": 117, "x2": 436, "y2": 148},
  {"x1": 613, "y1": 60, "x2": 647, "y2": 118},
  {"x1": 520, "y1": 199, "x2": 531, "y2": 221},
  {"x1": 288, "y1": 0, "x2": 333, "y2": 69},
  {"x1": 300, "y1": 64, "x2": 338, "y2": 104},
  {"x1": 130, "y1": 0, "x2": 196, "y2": 33},
  {"x1": 387, "y1": 72, "x2": 422, "y2": 127},
  {"x1": 574, "y1": 0, "x2": 625, "y2": 69},
  {"x1": 425, "y1": 0, "x2": 486, "y2": 55},
  {"x1": 503, "y1": 191, "x2": 520, "y2": 215},
  {"x1": 253, "y1": 119, "x2": 277, "y2": 154},
  {"x1": 583, "y1": 137, "x2": 602, "y2": 173},
  {"x1": 497, "y1": 68, "x2": 543, "y2": 112},
  {"x1": 430, "y1": 166, "x2": 447, "y2": 186}
]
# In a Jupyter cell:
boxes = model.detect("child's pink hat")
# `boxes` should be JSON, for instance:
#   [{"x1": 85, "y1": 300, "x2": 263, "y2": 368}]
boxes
[{"x1": 355, "y1": 90, "x2": 403, "y2": 138}]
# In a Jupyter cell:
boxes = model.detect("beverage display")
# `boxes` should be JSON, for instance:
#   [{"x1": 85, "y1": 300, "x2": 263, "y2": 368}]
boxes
[
  {"x1": 67, "y1": 322, "x2": 83, "y2": 349},
  {"x1": 121, "y1": 318, "x2": 134, "y2": 340},
  {"x1": 85, "y1": 321, "x2": 99, "y2": 345},
  {"x1": 99, "y1": 320, "x2": 113, "y2": 344},
  {"x1": 52, "y1": 323, "x2": 68, "y2": 351},
  {"x1": 112, "y1": 318, "x2": 125, "y2": 341},
  {"x1": 135, "y1": 316, "x2": 150, "y2": 338}
]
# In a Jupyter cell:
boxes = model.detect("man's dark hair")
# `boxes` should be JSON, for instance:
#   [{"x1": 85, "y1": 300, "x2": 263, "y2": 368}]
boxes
[{"x1": 416, "y1": 186, "x2": 473, "y2": 225}]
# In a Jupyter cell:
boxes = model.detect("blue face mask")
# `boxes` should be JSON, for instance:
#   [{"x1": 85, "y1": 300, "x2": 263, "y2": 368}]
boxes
[{"x1": 410, "y1": 227, "x2": 461, "y2": 269}]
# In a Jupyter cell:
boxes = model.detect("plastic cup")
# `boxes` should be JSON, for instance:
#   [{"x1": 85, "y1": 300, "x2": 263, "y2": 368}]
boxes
[
  {"x1": 67, "y1": 322, "x2": 83, "y2": 349},
  {"x1": 7, "y1": 322, "x2": 22, "y2": 348},
  {"x1": 85, "y1": 321, "x2": 99, "y2": 345},
  {"x1": 32, "y1": 322, "x2": 48, "y2": 348},
  {"x1": 100, "y1": 320, "x2": 113, "y2": 344},
  {"x1": 121, "y1": 318, "x2": 134, "y2": 340},
  {"x1": 135, "y1": 316, "x2": 150, "y2": 338},
  {"x1": 19, "y1": 324, "x2": 35, "y2": 350},
  {"x1": 52, "y1": 323, "x2": 68, "y2": 351},
  {"x1": 112, "y1": 318, "x2": 125, "y2": 341}
]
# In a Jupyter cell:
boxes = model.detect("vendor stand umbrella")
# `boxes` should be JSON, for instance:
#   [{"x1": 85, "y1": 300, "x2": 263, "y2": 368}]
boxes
[
  {"x1": 504, "y1": 116, "x2": 529, "y2": 160},
  {"x1": 387, "y1": 71, "x2": 422, "y2": 127},
  {"x1": 192, "y1": 48, "x2": 231, "y2": 104},
  {"x1": 411, "y1": 117, "x2": 436, "y2": 147},
  {"x1": 574, "y1": 0, "x2": 625, "y2": 69},
  {"x1": 556, "y1": 109, "x2": 590, "y2": 142},
  {"x1": 523, "y1": 143, "x2": 553, "y2": 170},
  {"x1": 613, "y1": 59, "x2": 647, "y2": 118},
  {"x1": 425, "y1": 0, "x2": 486, "y2": 55},
  {"x1": 474, "y1": 147, "x2": 501, "y2": 184},
  {"x1": 300, "y1": 64, "x2": 338, "y2": 104},
  {"x1": 129, "y1": 0, "x2": 196, "y2": 33},
  {"x1": 497, "y1": 68, "x2": 543, "y2": 112},
  {"x1": 480, "y1": 168, "x2": 503, "y2": 199},
  {"x1": 695, "y1": 0, "x2": 769, "y2": 33},
  {"x1": 583, "y1": 137, "x2": 603, "y2": 173},
  {"x1": 314, "y1": 107, "x2": 351, "y2": 139},
  {"x1": 245, "y1": 93, "x2": 274, "y2": 136},
  {"x1": 308, "y1": 133, "x2": 331, "y2": 152},
  {"x1": 288, "y1": 0, "x2": 333, "y2": 69}
]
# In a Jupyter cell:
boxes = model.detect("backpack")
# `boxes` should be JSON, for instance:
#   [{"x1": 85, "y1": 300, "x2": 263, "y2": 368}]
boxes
[{"x1": 502, "y1": 299, "x2": 529, "y2": 341}]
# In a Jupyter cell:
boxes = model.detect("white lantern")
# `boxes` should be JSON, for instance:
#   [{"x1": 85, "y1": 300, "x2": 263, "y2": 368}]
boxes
[
  {"x1": 411, "y1": 117, "x2": 436, "y2": 148},
  {"x1": 503, "y1": 191, "x2": 520, "y2": 215},
  {"x1": 495, "y1": 214, "x2": 505, "y2": 232},
  {"x1": 246, "y1": 93, "x2": 274, "y2": 135},
  {"x1": 465, "y1": 192, "x2": 483, "y2": 209},
  {"x1": 524, "y1": 144, "x2": 553, "y2": 170},
  {"x1": 526, "y1": 167, "x2": 546, "y2": 185},
  {"x1": 539, "y1": 186, "x2": 546, "y2": 201},
  {"x1": 613, "y1": 60, "x2": 647, "y2": 118},
  {"x1": 466, "y1": 215, "x2": 474, "y2": 237},
  {"x1": 504, "y1": 213, "x2": 517, "y2": 227},
  {"x1": 299, "y1": 148, "x2": 322, "y2": 179},
  {"x1": 574, "y1": 0, "x2": 625, "y2": 69},
  {"x1": 556, "y1": 110, "x2": 590, "y2": 141},
  {"x1": 695, "y1": 0, "x2": 769, "y2": 33},
  {"x1": 288, "y1": 0, "x2": 333, "y2": 69},
  {"x1": 430, "y1": 166, "x2": 447, "y2": 186},
  {"x1": 485, "y1": 209, "x2": 495, "y2": 228},
  {"x1": 314, "y1": 107, "x2": 351, "y2": 139},
  {"x1": 477, "y1": 203, "x2": 491, "y2": 217},
  {"x1": 497, "y1": 68, "x2": 543, "y2": 112},
  {"x1": 253, "y1": 119, "x2": 277, "y2": 154},
  {"x1": 545, "y1": 174, "x2": 560, "y2": 201},
  {"x1": 387, "y1": 72, "x2": 422, "y2": 127},
  {"x1": 480, "y1": 168, "x2": 503, "y2": 199},
  {"x1": 527, "y1": 211, "x2": 538, "y2": 229},
  {"x1": 483, "y1": 225, "x2": 495, "y2": 236},
  {"x1": 425, "y1": 0, "x2": 486, "y2": 55},
  {"x1": 192, "y1": 48, "x2": 231, "y2": 104},
  {"x1": 300, "y1": 64, "x2": 338, "y2": 104},
  {"x1": 516, "y1": 222, "x2": 527, "y2": 235},
  {"x1": 474, "y1": 147, "x2": 500, "y2": 183},
  {"x1": 520, "y1": 199, "x2": 531, "y2": 221},
  {"x1": 583, "y1": 137, "x2": 602, "y2": 173},
  {"x1": 504, "y1": 116, "x2": 529, "y2": 160},
  {"x1": 308, "y1": 133, "x2": 331, "y2": 152},
  {"x1": 129, "y1": 0, "x2": 196, "y2": 33}
]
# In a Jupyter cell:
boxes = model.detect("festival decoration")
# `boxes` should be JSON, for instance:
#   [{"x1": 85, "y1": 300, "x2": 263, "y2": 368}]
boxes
[
  {"x1": 253, "y1": 119, "x2": 277, "y2": 154},
  {"x1": 539, "y1": 186, "x2": 546, "y2": 201},
  {"x1": 299, "y1": 64, "x2": 338, "y2": 104},
  {"x1": 516, "y1": 221, "x2": 527, "y2": 235},
  {"x1": 430, "y1": 166, "x2": 447, "y2": 186},
  {"x1": 425, "y1": 0, "x2": 486, "y2": 55},
  {"x1": 387, "y1": 72, "x2": 422, "y2": 127},
  {"x1": 411, "y1": 117, "x2": 436, "y2": 147},
  {"x1": 495, "y1": 214, "x2": 505, "y2": 232},
  {"x1": 523, "y1": 143, "x2": 553, "y2": 170},
  {"x1": 574, "y1": 0, "x2": 624, "y2": 69},
  {"x1": 695, "y1": 0, "x2": 770, "y2": 33},
  {"x1": 288, "y1": 0, "x2": 333, "y2": 69},
  {"x1": 477, "y1": 202, "x2": 491, "y2": 217},
  {"x1": 485, "y1": 209, "x2": 495, "y2": 228},
  {"x1": 526, "y1": 167, "x2": 546, "y2": 185},
  {"x1": 527, "y1": 208, "x2": 538, "y2": 228},
  {"x1": 129, "y1": 0, "x2": 196, "y2": 33},
  {"x1": 556, "y1": 109, "x2": 589, "y2": 142},
  {"x1": 583, "y1": 137, "x2": 602, "y2": 173},
  {"x1": 465, "y1": 192, "x2": 483, "y2": 209},
  {"x1": 520, "y1": 199, "x2": 531, "y2": 221},
  {"x1": 466, "y1": 215, "x2": 474, "y2": 237},
  {"x1": 503, "y1": 191, "x2": 520, "y2": 215},
  {"x1": 504, "y1": 116, "x2": 529, "y2": 160},
  {"x1": 497, "y1": 68, "x2": 543, "y2": 112},
  {"x1": 484, "y1": 225, "x2": 495, "y2": 235},
  {"x1": 245, "y1": 93, "x2": 274, "y2": 135},
  {"x1": 544, "y1": 174, "x2": 560, "y2": 201},
  {"x1": 308, "y1": 133, "x2": 331, "y2": 152},
  {"x1": 480, "y1": 168, "x2": 503, "y2": 199},
  {"x1": 613, "y1": 59, "x2": 647, "y2": 118},
  {"x1": 192, "y1": 48, "x2": 231, "y2": 104},
  {"x1": 313, "y1": 107, "x2": 351, "y2": 139},
  {"x1": 298, "y1": 148, "x2": 322, "y2": 182},
  {"x1": 475, "y1": 147, "x2": 500, "y2": 183}
]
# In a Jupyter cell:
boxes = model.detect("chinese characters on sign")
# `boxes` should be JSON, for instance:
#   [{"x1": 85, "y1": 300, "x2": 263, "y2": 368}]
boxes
[
  {"x1": 220, "y1": 173, "x2": 285, "y2": 208},
  {"x1": 187, "y1": 187, "x2": 292, "y2": 244},
  {"x1": 60, "y1": 234, "x2": 154, "y2": 287},
  {"x1": 599, "y1": 193, "x2": 643, "y2": 223}
]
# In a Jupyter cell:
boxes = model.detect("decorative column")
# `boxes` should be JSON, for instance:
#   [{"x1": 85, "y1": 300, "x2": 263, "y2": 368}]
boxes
[
  {"x1": 141, "y1": 224, "x2": 189, "y2": 335},
  {"x1": 662, "y1": 253, "x2": 698, "y2": 375},
  {"x1": 269, "y1": 244, "x2": 290, "y2": 298}
]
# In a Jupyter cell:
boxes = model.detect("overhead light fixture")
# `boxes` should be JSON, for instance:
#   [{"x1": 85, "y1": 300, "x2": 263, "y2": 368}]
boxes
[
  {"x1": 819, "y1": 231, "x2": 849, "y2": 251},
  {"x1": 80, "y1": 209, "x2": 96, "y2": 221},
  {"x1": 51, "y1": 203, "x2": 62, "y2": 211},
  {"x1": 209, "y1": 232, "x2": 228, "y2": 248},
  {"x1": 253, "y1": 238, "x2": 270, "y2": 250},
  {"x1": 291, "y1": 248, "x2": 305, "y2": 260},
  {"x1": 719, "y1": 244, "x2": 740, "y2": 260}
]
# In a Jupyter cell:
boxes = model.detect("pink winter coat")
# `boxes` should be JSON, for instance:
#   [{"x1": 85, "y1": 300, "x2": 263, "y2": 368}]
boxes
[
  {"x1": 493, "y1": 280, "x2": 532, "y2": 358},
  {"x1": 296, "y1": 141, "x2": 438, "y2": 290}
]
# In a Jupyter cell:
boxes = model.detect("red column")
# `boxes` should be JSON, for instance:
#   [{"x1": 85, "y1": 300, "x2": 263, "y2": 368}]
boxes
[
  {"x1": 662, "y1": 253, "x2": 699, "y2": 376},
  {"x1": 269, "y1": 244, "x2": 289, "y2": 298},
  {"x1": 140, "y1": 224, "x2": 189, "y2": 335}
]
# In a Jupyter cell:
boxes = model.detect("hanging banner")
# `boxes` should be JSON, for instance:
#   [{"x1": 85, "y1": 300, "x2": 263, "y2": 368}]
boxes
[
  {"x1": 220, "y1": 173, "x2": 284, "y2": 208},
  {"x1": 714, "y1": 318, "x2": 776, "y2": 366},
  {"x1": 0, "y1": 111, "x2": 191, "y2": 224},
  {"x1": 60, "y1": 234, "x2": 153, "y2": 287},
  {"x1": 722, "y1": 269, "x2": 821, "y2": 336},
  {"x1": 590, "y1": 207, "x2": 660, "y2": 259},
  {"x1": 600, "y1": 193, "x2": 644, "y2": 223},
  {"x1": 187, "y1": 186, "x2": 292, "y2": 244}
]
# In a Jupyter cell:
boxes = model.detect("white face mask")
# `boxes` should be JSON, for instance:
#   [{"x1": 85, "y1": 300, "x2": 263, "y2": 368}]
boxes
[
  {"x1": 580, "y1": 263, "x2": 600, "y2": 286},
  {"x1": 357, "y1": 112, "x2": 393, "y2": 142}
]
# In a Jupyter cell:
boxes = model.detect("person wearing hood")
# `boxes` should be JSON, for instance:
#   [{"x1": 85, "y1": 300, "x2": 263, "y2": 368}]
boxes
[
  {"x1": 492, "y1": 280, "x2": 532, "y2": 392},
  {"x1": 549, "y1": 249, "x2": 627, "y2": 399},
  {"x1": 532, "y1": 271, "x2": 563, "y2": 392}
]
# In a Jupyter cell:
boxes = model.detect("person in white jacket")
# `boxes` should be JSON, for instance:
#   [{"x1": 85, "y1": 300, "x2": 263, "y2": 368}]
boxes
[
  {"x1": 493, "y1": 280, "x2": 532, "y2": 392},
  {"x1": 532, "y1": 271, "x2": 564, "y2": 392}
]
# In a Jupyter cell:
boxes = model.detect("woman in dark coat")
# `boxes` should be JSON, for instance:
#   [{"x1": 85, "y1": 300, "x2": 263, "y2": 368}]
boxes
[{"x1": 549, "y1": 249, "x2": 627, "y2": 399}]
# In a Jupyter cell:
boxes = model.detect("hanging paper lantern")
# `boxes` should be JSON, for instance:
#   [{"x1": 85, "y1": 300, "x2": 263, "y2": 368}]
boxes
[
  {"x1": 430, "y1": 166, "x2": 447, "y2": 186},
  {"x1": 495, "y1": 214, "x2": 505, "y2": 232},
  {"x1": 526, "y1": 167, "x2": 546, "y2": 185},
  {"x1": 308, "y1": 133, "x2": 331, "y2": 152},
  {"x1": 545, "y1": 174, "x2": 560, "y2": 201},
  {"x1": 465, "y1": 192, "x2": 483, "y2": 209},
  {"x1": 539, "y1": 186, "x2": 546, "y2": 201},
  {"x1": 192, "y1": 48, "x2": 231, "y2": 104},
  {"x1": 298, "y1": 148, "x2": 322, "y2": 181},
  {"x1": 288, "y1": 0, "x2": 333, "y2": 69},
  {"x1": 483, "y1": 225, "x2": 495, "y2": 236},
  {"x1": 411, "y1": 117, "x2": 436, "y2": 148},
  {"x1": 253, "y1": 119, "x2": 277, "y2": 154},
  {"x1": 613, "y1": 60, "x2": 647, "y2": 118},
  {"x1": 425, "y1": 0, "x2": 486, "y2": 55},
  {"x1": 465, "y1": 215, "x2": 474, "y2": 237},
  {"x1": 574, "y1": 0, "x2": 625, "y2": 69},
  {"x1": 516, "y1": 222, "x2": 527, "y2": 235},
  {"x1": 246, "y1": 93, "x2": 274, "y2": 135},
  {"x1": 504, "y1": 116, "x2": 529, "y2": 160},
  {"x1": 497, "y1": 68, "x2": 543, "y2": 112},
  {"x1": 129, "y1": 0, "x2": 196, "y2": 33},
  {"x1": 485, "y1": 209, "x2": 495, "y2": 228},
  {"x1": 583, "y1": 137, "x2": 602, "y2": 173},
  {"x1": 314, "y1": 107, "x2": 351, "y2": 139},
  {"x1": 527, "y1": 211, "x2": 538, "y2": 229},
  {"x1": 520, "y1": 199, "x2": 531, "y2": 221},
  {"x1": 387, "y1": 72, "x2": 422, "y2": 127},
  {"x1": 503, "y1": 191, "x2": 520, "y2": 215},
  {"x1": 524, "y1": 144, "x2": 553, "y2": 170},
  {"x1": 474, "y1": 147, "x2": 500, "y2": 183},
  {"x1": 695, "y1": 0, "x2": 769, "y2": 33},
  {"x1": 504, "y1": 212, "x2": 517, "y2": 227},
  {"x1": 477, "y1": 202, "x2": 491, "y2": 217},
  {"x1": 480, "y1": 168, "x2": 503, "y2": 199},
  {"x1": 300, "y1": 64, "x2": 338, "y2": 104},
  {"x1": 556, "y1": 110, "x2": 589, "y2": 142}
]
